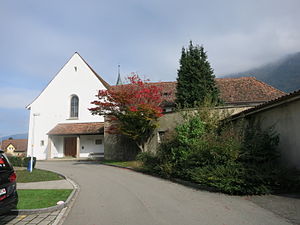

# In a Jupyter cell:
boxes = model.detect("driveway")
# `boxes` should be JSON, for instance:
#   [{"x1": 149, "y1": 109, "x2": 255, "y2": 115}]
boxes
[{"x1": 38, "y1": 161, "x2": 292, "y2": 225}]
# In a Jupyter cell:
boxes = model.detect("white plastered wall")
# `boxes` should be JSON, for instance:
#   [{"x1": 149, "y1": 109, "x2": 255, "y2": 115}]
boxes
[{"x1": 79, "y1": 135, "x2": 104, "y2": 157}]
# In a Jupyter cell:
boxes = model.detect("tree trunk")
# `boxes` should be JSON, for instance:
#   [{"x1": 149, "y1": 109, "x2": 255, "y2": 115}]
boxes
[{"x1": 137, "y1": 140, "x2": 149, "y2": 153}]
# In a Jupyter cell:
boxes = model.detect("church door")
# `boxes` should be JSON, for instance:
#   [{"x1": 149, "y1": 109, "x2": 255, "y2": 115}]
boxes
[{"x1": 64, "y1": 137, "x2": 77, "y2": 157}]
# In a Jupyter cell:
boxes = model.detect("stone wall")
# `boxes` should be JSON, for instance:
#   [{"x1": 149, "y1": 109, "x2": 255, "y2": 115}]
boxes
[
  {"x1": 236, "y1": 98, "x2": 300, "y2": 169},
  {"x1": 104, "y1": 105, "x2": 251, "y2": 161}
]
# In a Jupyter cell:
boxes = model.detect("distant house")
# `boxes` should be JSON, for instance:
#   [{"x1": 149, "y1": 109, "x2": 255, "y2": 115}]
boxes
[
  {"x1": 27, "y1": 52, "x2": 285, "y2": 160},
  {"x1": 230, "y1": 89, "x2": 300, "y2": 169},
  {"x1": 1, "y1": 139, "x2": 28, "y2": 157}
]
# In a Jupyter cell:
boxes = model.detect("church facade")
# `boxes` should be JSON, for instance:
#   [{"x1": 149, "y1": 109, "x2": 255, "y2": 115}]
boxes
[{"x1": 26, "y1": 53, "x2": 109, "y2": 160}]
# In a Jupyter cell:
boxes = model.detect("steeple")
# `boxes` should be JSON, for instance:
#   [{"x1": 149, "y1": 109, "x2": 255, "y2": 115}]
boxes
[{"x1": 116, "y1": 65, "x2": 123, "y2": 85}]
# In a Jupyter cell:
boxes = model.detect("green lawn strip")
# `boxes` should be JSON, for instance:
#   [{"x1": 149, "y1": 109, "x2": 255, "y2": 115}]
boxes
[
  {"x1": 17, "y1": 189, "x2": 72, "y2": 209},
  {"x1": 16, "y1": 169, "x2": 63, "y2": 183},
  {"x1": 102, "y1": 160, "x2": 143, "y2": 169}
]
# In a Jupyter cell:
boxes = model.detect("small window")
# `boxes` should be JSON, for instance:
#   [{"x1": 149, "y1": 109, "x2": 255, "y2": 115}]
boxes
[
  {"x1": 40, "y1": 140, "x2": 44, "y2": 146},
  {"x1": 70, "y1": 95, "x2": 79, "y2": 118},
  {"x1": 158, "y1": 131, "x2": 166, "y2": 143},
  {"x1": 95, "y1": 139, "x2": 102, "y2": 145}
]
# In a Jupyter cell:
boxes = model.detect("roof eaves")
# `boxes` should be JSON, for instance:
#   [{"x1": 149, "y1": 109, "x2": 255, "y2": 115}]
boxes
[{"x1": 75, "y1": 52, "x2": 110, "y2": 89}]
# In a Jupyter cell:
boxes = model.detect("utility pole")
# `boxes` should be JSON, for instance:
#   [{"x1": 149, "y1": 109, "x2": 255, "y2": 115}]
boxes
[{"x1": 30, "y1": 113, "x2": 40, "y2": 172}]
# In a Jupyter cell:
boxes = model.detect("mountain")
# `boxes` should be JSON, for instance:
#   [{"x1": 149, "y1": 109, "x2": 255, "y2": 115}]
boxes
[
  {"x1": 1, "y1": 133, "x2": 28, "y2": 141},
  {"x1": 225, "y1": 52, "x2": 300, "y2": 93}
]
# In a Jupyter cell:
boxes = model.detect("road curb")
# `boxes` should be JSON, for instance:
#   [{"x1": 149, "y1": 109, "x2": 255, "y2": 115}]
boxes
[{"x1": 10, "y1": 170, "x2": 79, "y2": 216}]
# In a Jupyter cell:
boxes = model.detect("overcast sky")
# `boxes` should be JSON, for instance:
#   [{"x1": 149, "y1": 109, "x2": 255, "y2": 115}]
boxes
[{"x1": 1, "y1": 0, "x2": 300, "y2": 137}]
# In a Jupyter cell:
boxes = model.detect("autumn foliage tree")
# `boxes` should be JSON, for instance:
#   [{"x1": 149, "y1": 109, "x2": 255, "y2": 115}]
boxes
[{"x1": 90, "y1": 74, "x2": 163, "y2": 153}]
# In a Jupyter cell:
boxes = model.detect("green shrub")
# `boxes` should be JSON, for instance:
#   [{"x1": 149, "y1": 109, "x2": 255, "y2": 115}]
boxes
[
  {"x1": 7, "y1": 156, "x2": 23, "y2": 167},
  {"x1": 7, "y1": 156, "x2": 37, "y2": 168},
  {"x1": 138, "y1": 110, "x2": 299, "y2": 195},
  {"x1": 189, "y1": 163, "x2": 250, "y2": 195},
  {"x1": 136, "y1": 152, "x2": 159, "y2": 172},
  {"x1": 240, "y1": 121, "x2": 280, "y2": 164}
]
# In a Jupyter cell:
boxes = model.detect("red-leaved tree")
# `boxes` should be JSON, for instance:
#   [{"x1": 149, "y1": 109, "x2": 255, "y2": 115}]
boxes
[{"x1": 90, "y1": 74, "x2": 163, "y2": 152}]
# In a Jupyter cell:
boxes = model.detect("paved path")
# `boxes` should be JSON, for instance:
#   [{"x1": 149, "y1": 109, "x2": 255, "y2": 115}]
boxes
[
  {"x1": 17, "y1": 180, "x2": 73, "y2": 189},
  {"x1": 249, "y1": 194, "x2": 300, "y2": 225},
  {"x1": 0, "y1": 171, "x2": 74, "y2": 224},
  {"x1": 0, "y1": 209, "x2": 63, "y2": 225},
  {"x1": 37, "y1": 161, "x2": 292, "y2": 225}
]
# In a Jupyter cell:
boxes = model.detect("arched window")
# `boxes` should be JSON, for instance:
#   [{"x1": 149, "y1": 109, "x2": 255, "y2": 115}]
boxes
[{"x1": 70, "y1": 95, "x2": 79, "y2": 118}]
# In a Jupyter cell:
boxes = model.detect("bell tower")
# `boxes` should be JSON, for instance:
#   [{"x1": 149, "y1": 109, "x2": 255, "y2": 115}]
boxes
[{"x1": 116, "y1": 65, "x2": 122, "y2": 85}]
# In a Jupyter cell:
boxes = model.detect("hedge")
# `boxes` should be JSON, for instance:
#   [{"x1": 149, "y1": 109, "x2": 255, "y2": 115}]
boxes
[{"x1": 7, "y1": 156, "x2": 37, "y2": 168}]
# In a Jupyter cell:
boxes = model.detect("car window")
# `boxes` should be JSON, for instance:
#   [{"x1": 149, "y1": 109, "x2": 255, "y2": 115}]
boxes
[{"x1": 0, "y1": 153, "x2": 12, "y2": 171}]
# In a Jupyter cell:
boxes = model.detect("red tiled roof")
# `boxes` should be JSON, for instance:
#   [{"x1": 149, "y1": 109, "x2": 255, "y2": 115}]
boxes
[
  {"x1": 48, "y1": 122, "x2": 104, "y2": 135},
  {"x1": 230, "y1": 88, "x2": 300, "y2": 120},
  {"x1": 216, "y1": 77, "x2": 285, "y2": 104},
  {"x1": 111, "y1": 77, "x2": 285, "y2": 106},
  {"x1": 1, "y1": 139, "x2": 28, "y2": 152}
]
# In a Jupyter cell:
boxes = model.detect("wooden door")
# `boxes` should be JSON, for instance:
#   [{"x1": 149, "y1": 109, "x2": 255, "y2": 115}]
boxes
[{"x1": 64, "y1": 137, "x2": 77, "y2": 157}]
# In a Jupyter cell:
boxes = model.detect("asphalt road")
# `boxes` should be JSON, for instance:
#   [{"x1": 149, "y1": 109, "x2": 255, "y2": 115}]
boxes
[{"x1": 38, "y1": 161, "x2": 292, "y2": 225}]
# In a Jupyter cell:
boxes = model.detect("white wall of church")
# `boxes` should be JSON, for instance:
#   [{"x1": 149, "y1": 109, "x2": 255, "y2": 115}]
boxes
[
  {"x1": 80, "y1": 135, "x2": 104, "y2": 157},
  {"x1": 50, "y1": 136, "x2": 64, "y2": 158},
  {"x1": 27, "y1": 53, "x2": 106, "y2": 159}
]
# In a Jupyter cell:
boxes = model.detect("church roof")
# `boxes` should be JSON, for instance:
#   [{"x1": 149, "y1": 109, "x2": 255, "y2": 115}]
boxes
[
  {"x1": 48, "y1": 122, "x2": 104, "y2": 135},
  {"x1": 141, "y1": 77, "x2": 285, "y2": 107},
  {"x1": 230, "y1": 88, "x2": 300, "y2": 121},
  {"x1": 111, "y1": 77, "x2": 285, "y2": 107}
]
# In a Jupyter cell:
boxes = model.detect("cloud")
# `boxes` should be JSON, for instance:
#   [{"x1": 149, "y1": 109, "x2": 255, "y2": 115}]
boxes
[
  {"x1": 1, "y1": 0, "x2": 300, "y2": 82},
  {"x1": 0, "y1": 0, "x2": 300, "y2": 135}
]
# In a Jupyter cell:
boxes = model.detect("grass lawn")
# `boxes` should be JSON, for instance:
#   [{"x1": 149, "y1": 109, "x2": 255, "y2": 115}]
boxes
[
  {"x1": 16, "y1": 169, "x2": 63, "y2": 183},
  {"x1": 102, "y1": 160, "x2": 143, "y2": 169},
  {"x1": 17, "y1": 189, "x2": 72, "y2": 209}
]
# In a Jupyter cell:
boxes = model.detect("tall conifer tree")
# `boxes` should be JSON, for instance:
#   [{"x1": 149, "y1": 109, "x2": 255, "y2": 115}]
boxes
[{"x1": 176, "y1": 41, "x2": 220, "y2": 108}]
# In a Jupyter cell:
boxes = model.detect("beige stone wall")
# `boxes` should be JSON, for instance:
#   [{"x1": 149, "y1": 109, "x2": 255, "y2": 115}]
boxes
[
  {"x1": 104, "y1": 105, "x2": 251, "y2": 160},
  {"x1": 104, "y1": 118, "x2": 139, "y2": 160},
  {"x1": 241, "y1": 99, "x2": 300, "y2": 169}
]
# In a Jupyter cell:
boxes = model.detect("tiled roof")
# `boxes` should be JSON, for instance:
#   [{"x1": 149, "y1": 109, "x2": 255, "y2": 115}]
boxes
[
  {"x1": 230, "y1": 89, "x2": 300, "y2": 120},
  {"x1": 216, "y1": 77, "x2": 285, "y2": 104},
  {"x1": 48, "y1": 122, "x2": 104, "y2": 135},
  {"x1": 1, "y1": 139, "x2": 28, "y2": 152},
  {"x1": 112, "y1": 77, "x2": 284, "y2": 106}
]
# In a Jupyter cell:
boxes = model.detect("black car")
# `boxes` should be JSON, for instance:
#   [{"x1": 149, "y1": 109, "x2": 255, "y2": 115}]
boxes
[{"x1": 0, "y1": 150, "x2": 18, "y2": 215}]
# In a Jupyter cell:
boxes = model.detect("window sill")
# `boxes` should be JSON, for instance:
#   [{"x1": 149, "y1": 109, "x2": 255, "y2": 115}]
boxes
[{"x1": 67, "y1": 117, "x2": 79, "y2": 120}]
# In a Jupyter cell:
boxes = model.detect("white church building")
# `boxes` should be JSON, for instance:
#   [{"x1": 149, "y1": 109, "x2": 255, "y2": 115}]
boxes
[{"x1": 26, "y1": 53, "x2": 109, "y2": 160}]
